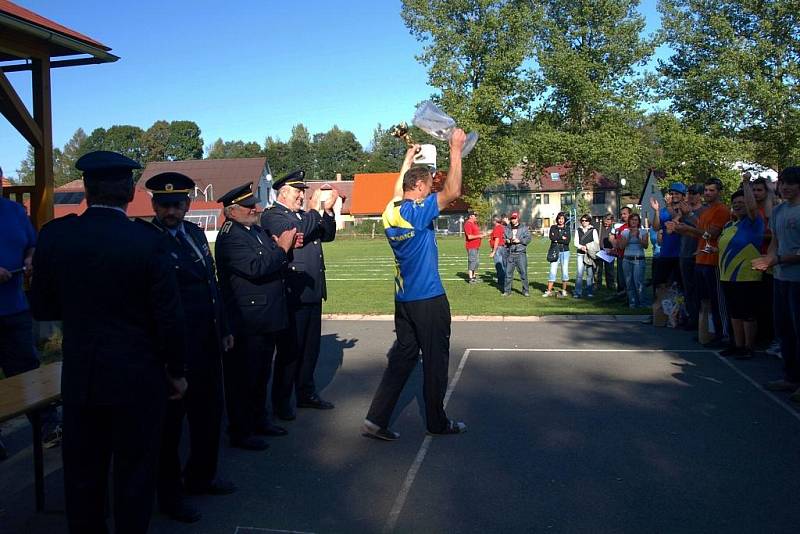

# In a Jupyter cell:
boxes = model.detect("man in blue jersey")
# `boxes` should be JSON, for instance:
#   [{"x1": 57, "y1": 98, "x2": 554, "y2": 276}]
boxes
[{"x1": 362, "y1": 129, "x2": 468, "y2": 441}]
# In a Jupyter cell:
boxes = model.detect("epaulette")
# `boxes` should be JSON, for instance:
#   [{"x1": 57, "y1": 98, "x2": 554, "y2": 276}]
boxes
[
  {"x1": 134, "y1": 217, "x2": 165, "y2": 232},
  {"x1": 220, "y1": 220, "x2": 233, "y2": 234}
]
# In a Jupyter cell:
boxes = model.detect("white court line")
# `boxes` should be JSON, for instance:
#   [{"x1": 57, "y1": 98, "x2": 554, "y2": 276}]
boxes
[
  {"x1": 234, "y1": 527, "x2": 316, "y2": 534},
  {"x1": 382, "y1": 348, "x2": 472, "y2": 534},
  {"x1": 715, "y1": 354, "x2": 800, "y2": 423},
  {"x1": 382, "y1": 346, "x2": 800, "y2": 532}
]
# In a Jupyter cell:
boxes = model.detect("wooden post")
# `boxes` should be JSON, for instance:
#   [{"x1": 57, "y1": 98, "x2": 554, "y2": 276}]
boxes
[{"x1": 31, "y1": 57, "x2": 54, "y2": 229}]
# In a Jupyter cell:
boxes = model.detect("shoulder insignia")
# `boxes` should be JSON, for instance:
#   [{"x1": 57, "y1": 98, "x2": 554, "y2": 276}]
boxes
[
  {"x1": 221, "y1": 220, "x2": 233, "y2": 234},
  {"x1": 134, "y1": 217, "x2": 165, "y2": 232}
]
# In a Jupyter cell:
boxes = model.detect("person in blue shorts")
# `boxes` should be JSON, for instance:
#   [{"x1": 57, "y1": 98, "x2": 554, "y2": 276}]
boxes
[{"x1": 362, "y1": 130, "x2": 468, "y2": 440}]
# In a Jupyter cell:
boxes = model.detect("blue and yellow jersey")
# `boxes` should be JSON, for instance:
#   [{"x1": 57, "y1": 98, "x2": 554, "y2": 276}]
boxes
[
  {"x1": 383, "y1": 193, "x2": 445, "y2": 302},
  {"x1": 718, "y1": 215, "x2": 764, "y2": 282}
]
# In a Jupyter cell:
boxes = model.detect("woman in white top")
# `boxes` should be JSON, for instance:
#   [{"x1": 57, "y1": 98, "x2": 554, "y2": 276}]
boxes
[{"x1": 573, "y1": 214, "x2": 600, "y2": 298}]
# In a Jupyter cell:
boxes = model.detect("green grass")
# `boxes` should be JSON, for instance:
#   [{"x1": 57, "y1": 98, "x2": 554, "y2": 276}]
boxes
[{"x1": 322, "y1": 235, "x2": 648, "y2": 316}]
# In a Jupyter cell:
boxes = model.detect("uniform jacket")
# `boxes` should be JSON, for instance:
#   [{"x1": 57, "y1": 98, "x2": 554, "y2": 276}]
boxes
[
  {"x1": 30, "y1": 207, "x2": 187, "y2": 405},
  {"x1": 214, "y1": 219, "x2": 288, "y2": 335},
  {"x1": 504, "y1": 223, "x2": 532, "y2": 254},
  {"x1": 144, "y1": 218, "x2": 229, "y2": 370},
  {"x1": 261, "y1": 203, "x2": 336, "y2": 305}
]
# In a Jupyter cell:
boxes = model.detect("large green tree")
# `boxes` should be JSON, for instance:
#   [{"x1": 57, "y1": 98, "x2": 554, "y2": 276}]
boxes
[
  {"x1": 285, "y1": 124, "x2": 316, "y2": 176},
  {"x1": 402, "y1": 0, "x2": 539, "y2": 207},
  {"x1": 207, "y1": 138, "x2": 262, "y2": 159},
  {"x1": 522, "y1": 0, "x2": 659, "y2": 198},
  {"x1": 659, "y1": 0, "x2": 800, "y2": 169},
  {"x1": 83, "y1": 125, "x2": 146, "y2": 164},
  {"x1": 143, "y1": 120, "x2": 204, "y2": 162},
  {"x1": 312, "y1": 126, "x2": 364, "y2": 180}
]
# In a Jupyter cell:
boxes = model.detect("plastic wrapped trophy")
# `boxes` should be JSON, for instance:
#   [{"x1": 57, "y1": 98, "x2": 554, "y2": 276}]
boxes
[
  {"x1": 390, "y1": 122, "x2": 438, "y2": 167},
  {"x1": 412, "y1": 101, "x2": 479, "y2": 157}
]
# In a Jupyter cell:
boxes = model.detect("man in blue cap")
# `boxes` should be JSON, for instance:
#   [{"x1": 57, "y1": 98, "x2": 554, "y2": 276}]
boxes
[
  {"x1": 215, "y1": 182, "x2": 297, "y2": 451},
  {"x1": 650, "y1": 182, "x2": 687, "y2": 324},
  {"x1": 261, "y1": 170, "x2": 339, "y2": 420},
  {"x1": 30, "y1": 151, "x2": 188, "y2": 534},
  {"x1": 144, "y1": 172, "x2": 236, "y2": 523}
]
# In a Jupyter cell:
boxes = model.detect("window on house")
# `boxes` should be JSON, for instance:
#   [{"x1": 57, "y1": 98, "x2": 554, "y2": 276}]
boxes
[
  {"x1": 507, "y1": 193, "x2": 519, "y2": 206},
  {"x1": 534, "y1": 193, "x2": 542, "y2": 203},
  {"x1": 543, "y1": 194, "x2": 550, "y2": 204},
  {"x1": 593, "y1": 191, "x2": 606, "y2": 204},
  {"x1": 562, "y1": 193, "x2": 573, "y2": 205},
  {"x1": 550, "y1": 172, "x2": 560, "y2": 182}
]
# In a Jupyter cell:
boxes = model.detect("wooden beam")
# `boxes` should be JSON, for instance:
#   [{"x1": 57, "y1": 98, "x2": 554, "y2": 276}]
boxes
[
  {"x1": 1, "y1": 57, "x2": 109, "y2": 73},
  {"x1": 0, "y1": 31, "x2": 51, "y2": 61},
  {"x1": 31, "y1": 57, "x2": 53, "y2": 228},
  {"x1": 0, "y1": 70, "x2": 43, "y2": 148}
]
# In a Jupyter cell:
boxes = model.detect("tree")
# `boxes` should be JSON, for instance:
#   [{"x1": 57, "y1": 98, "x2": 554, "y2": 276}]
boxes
[
  {"x1": 83, "y1": 125, "x2": 146, "y2": 164},
  {"x1": 264, "y1": 136, "x2": 290, "y2": 177},
  {"x1": 285, "y1": 124, "x2": 316, "y2": 175},
  {"x1": 658, "y1": 0, "x2": 800, "y2": 169},
  {"x1": 402, "y1": 0, "x2": 540, "y2": 207},
  {"x1": 207, "y1": 138, "x2": 263, "y2": 159},
  {"x1": 143, "y1": 120, "x2": 203, "y2": 162},
  {"x1": 16, "y1": 145, "x2": 35, "y2": 184},
  {"x1": 520, "y1": 0, "x2": 659, "y2": 211},
  {"x1": 54, "y1": 128, "x2": 89, "y2": 186},
  {"x1": 312, "y1": 125, "x2": 364, "y2": 180},
  {"x1": 361, "y1": 123, "x2": 407, "y2": 173}
]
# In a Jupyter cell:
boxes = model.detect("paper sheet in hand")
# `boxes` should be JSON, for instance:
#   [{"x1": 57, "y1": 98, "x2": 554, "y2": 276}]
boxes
[{"x1": 597, "y1": 250, "x2": 616, "y2": 264}]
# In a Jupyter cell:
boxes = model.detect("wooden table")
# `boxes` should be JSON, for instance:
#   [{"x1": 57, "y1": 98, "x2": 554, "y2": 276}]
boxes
[{"x1": 0, "y1": 362, "x2": 62, "y2": 511}]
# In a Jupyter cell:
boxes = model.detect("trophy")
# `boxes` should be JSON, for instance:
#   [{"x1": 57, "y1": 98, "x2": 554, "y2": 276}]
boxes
[
  {"x1": 412, "y1": 101, "x2": 479, "y2": 157},
  {"x1": 389, "y1": 122, "x2": 414, "y2": 147},
  {"x1": 698, "y1": 231, "x2": 716, "y2": 255}
]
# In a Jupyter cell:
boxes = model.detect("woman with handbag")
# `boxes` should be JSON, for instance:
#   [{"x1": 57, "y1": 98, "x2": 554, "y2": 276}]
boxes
[
  {"x1": 573, "y1": 214, "x2": 600, "y2": 298},
  {"x1": 544, "y1": 212, "x2": 571, "y2": 297}
]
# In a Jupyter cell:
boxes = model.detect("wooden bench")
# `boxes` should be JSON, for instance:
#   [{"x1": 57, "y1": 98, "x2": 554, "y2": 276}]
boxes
[{"x1": 0, "y1": 362, "x2": 62, "y2": 511}]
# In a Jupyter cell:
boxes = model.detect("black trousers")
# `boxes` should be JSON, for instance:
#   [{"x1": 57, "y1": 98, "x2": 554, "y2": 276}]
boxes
[
  {"x1": 757, "y1": 272, "x2": 775, "y2": 344},
  {"x1": 774, "y1": 279, "x2": 800, "y2": 383},
  {"x1": 157, "y1": 363, "x2": 224, "y2": 508},
  {"x1": 679, "y1": 257, "x2": 698, "y2": 328},
  {"x1": 366, "y1": 294, "x2": 451, "y2": 433},
  {"x1": 223, "y1": 333, "x2": 276, "y2": 440},
  {"x1": 63, "y1": 400, "x2": 164, "y2": 534},
  {"x1": 273, "y1": 302, "x2": 322, "y2": 412}
]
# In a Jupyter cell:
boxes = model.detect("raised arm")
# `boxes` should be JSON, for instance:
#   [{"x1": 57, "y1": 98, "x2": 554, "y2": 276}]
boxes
[
  {"x1": 437, "y1": 129, "x2": 466, "y2": 211},
  {"x1": 742, "y1": 176, "x2": 757, "y2": 220},
  {"x1": 392, "y1": 145, "x2": 422, "y2": 201}
]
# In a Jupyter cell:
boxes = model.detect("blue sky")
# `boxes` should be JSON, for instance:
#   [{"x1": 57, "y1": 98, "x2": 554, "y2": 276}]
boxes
[{"x1": 1, "y1": 0, "x2": 664, "y2": 180}]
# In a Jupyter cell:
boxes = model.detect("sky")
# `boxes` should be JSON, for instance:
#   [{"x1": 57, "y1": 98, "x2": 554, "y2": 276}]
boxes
[{"x1": 0, "y1": 0, "x2": 664, "y2": 180}]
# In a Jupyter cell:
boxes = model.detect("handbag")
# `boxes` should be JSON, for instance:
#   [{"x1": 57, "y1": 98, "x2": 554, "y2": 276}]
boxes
[{"x1": 547, "y1": 243, "x2": 559, "y2": 263}]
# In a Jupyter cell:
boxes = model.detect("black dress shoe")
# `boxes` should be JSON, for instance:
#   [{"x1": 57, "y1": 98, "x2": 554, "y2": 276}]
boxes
[
  {"x1": 230, "y1": 436, "x2": 270, "y2": 451},
  {"x1": 185, "y1": 478, "x2": 237, "y2": 496},
  {"x1": 160, "y1": 501, "x2": 202, "y2": 523},
  {"x1": 255, "y1": 422, "x2": 288, "y2": 436},
  {"x1": 297, "y1": 395, "x2": 334, "y2": 410}
]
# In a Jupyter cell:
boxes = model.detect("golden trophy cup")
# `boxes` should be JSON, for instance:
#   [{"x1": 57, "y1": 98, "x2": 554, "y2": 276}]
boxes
[{"x1": 389, "y1": 122, "x2": 415, "y2": 147}]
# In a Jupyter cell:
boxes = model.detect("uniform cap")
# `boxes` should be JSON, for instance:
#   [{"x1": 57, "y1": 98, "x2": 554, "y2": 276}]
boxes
[
  {"x1": 218, "y1": 182, "x2": 257, "y2": 207},
  {"x1": 145, "y1": 172, "x2": 195, "y2": 204},
  {"x1": 75, "y1": 151, "x2": 141, "y2": 180},
  {"x1": 668, "y1": 182, "x2": 687, "y2": 194},
  {"x1": 272, "y1": 169, "x2": 307, "y2": 191}
]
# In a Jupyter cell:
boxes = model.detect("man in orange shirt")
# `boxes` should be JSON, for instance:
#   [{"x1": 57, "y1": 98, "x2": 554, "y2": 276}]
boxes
[{"x1": 675, "y1": 177, "x2": 730, "y2": 344}]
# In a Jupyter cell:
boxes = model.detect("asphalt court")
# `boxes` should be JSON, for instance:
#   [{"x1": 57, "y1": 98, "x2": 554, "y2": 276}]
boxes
[{"x1": 3, "y1": 320, "x2": 800, "y2": 533}]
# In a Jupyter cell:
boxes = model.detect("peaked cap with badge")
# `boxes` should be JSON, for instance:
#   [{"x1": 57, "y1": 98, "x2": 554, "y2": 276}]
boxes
[
  {"x1": 272, "y1": 169, "x2": 307, "y2": 191},
  {"x1": 75, "y1": 150, "x2": 141, "y2": 180},
  {"x1": 218, "y1": 182, "x2": 258, "y2": 207},
  {"x1": 145, "y1": 172, "x2": 196, "y2": 204}
]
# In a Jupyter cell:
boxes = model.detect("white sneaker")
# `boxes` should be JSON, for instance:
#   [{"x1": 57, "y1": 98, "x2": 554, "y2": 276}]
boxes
[
  {"x1": 766, "y1": 341, "x2": 782, "y2": 358},
  {"x1": 561, "y1": 290, "x2": 568, "y2": 297},
  {"x1": 542, "y1": 291, "x2": 552, "y2": 297}
]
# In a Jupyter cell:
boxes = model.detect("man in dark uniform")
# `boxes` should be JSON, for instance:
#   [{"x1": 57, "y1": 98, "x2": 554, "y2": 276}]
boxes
[
  {"x1": 215, "y1": 182, "x2": 296, "y2": 450},
  {"x1": 30, "y1": 151, "x2": 188, "y2": 534},
  {"x1": 143, "y1": 172, "x2": 236, "y2": 523},
  {"x1": 261, "y1": 170, "x2": 338, "y2": 420}
]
